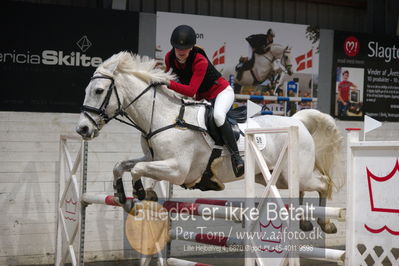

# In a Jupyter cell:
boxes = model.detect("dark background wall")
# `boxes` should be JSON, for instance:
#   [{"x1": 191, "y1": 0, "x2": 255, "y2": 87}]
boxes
[
  {"x1": 8, "y1": 0, "x2": 399, "y2": 36},
  {"x1": 0, "y1": 1, "x2": 140, "y2": 113},
  {"x1": 4, "y1": 0, "x2": 399, "y2": 114}
]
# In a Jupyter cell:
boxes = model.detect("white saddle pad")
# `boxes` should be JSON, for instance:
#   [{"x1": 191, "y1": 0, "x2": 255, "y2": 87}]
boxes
[{"x1": 197, "y1": 105, "x2": 267, "y2": 154}]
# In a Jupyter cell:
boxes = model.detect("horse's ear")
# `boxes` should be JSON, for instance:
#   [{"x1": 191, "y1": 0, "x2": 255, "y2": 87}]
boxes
[
  {"x1": 109, "y1": 53, "x2": 125, "y2": 74},
  {"x1": 105, "y1": 52, "x2": 126, "y2": 75}
]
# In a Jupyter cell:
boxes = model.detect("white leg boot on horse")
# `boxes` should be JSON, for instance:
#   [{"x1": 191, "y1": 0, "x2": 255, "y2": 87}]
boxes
[
  {"x1": 112, "y1": 156, "x2": 160, "y2": 210},
  {"x1": 299, "y1": 191, "x2": 314, "y2": 232},
  {"x1": 317, "y1": 191, "x2": 338, "y2": 234},
  {"x1": 112, "y1": 157, "x2": 148, "y2": 212}
]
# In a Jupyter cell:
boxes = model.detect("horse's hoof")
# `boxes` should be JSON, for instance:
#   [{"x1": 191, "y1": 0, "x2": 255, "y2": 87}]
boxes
[
  {"x1": 122, "y1": 198, "x2": 135, "y2": 214},
  {"x1": 300, "y1": 220, "x2": 314, "y2": 232},
  {"x1": 318, "y1": 220, "x2": 337, "y2": 234},
  {"x1": 190, "y1": 178, "x2": 224, "y2": 191},
  {"x1": 133, "y1": 189, "x2": 146, "y2": 201},
  {"x1": 144, "y1": 189, "x2": 158, "y2": 202},
  {"x1": 115, "y1": 192, "x2": 127, "y2": 204}
]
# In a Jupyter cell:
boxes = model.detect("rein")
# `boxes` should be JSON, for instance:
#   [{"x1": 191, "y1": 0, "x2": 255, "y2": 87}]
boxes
[{"x1": 81, "y1": 75, "x2": 207, "y2": 142}]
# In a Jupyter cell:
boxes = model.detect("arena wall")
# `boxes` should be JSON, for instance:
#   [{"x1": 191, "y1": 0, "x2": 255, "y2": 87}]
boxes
[{"x1": 0, "y1": 111, "x2": 398, "y2": 264}]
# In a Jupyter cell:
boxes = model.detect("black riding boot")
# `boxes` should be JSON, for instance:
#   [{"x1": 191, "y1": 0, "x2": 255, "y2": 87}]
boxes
[
  {"x1": 236, "y1": 60, "x2": 250, "y2": 81},
  {"x1": 235, "y1": 54, "x2": 255, "y2": 81},
  {"x1": 218, "y1": 120, "x2": 245, "y2": 177}
]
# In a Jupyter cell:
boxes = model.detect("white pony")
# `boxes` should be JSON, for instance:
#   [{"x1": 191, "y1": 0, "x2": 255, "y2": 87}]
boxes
[
  {"x1": 235, "y1": 44, "x2": 293, "y2": 89},
  {"x1": 76, "y1": 52, "x2": 343, "y2": 233}
]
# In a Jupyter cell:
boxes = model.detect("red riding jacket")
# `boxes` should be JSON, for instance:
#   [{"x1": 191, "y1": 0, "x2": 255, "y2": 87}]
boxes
[{"x1": 165, "y1": 48, "x2": 229, "y2": 101}]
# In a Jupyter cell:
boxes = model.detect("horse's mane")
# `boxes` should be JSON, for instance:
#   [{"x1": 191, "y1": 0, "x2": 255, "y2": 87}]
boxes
[
  {"x1": 96, "y1": 51, "x2": 175, "y2": 84},
  {"x1": 270, "y1": 43, "x2": 290, "y2": 51}
]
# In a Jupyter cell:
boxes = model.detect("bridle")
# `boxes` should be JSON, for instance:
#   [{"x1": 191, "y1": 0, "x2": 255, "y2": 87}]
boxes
[
  {"x1": 262, "y1": 46, "x2": 293, "y2": 74},
  {"x1": 280, "y1": 48, "x2": 293, "y2": 74},
  {"x1": 80, "y1": 74, "x2": 206, "y2": 146},
  {"x1": 81, "y1": 74, "x2": 165, "y2": 137}
]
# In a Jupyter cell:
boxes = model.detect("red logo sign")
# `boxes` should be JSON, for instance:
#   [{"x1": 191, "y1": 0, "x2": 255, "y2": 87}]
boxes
[{"x1": 344, "y1": 36, "x2": 360, "y2": 57}]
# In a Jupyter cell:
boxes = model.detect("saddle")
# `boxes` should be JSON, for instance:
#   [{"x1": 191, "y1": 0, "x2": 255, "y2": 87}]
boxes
[
  {"x1": 205, "y1": 104, "x2": 247, "y2": 145},
  {"x1": 186, "y1": 105, "x2": 247, "y2": 191}
]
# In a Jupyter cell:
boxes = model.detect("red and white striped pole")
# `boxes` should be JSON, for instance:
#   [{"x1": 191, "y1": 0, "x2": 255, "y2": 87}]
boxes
[
  {"x1": 82, "y1": 194, "x2": 134, "y2": 207},
  {"x1": 82, "y1": 195, "x2": 345, "y2": 221}
]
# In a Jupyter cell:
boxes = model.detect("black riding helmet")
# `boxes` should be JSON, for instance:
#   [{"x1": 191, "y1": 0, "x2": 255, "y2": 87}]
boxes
[
  {"x1": 170, "y1": 25, "x2": 196, "y2": 49},
  {"x1": 267, "y1": 28, "x2": 275, "y2": 37}
]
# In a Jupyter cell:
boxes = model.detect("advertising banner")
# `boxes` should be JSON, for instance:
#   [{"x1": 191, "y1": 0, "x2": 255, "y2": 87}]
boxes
[
  {"x1": 156, "y1": 12, "x2": 319, "y2": 115},
  {"x1": 332, "y1": 31, "x2": 399, "y2": 121},
  {"x1": 0, "y1": 2, "x2": 139, "y2": 113}
]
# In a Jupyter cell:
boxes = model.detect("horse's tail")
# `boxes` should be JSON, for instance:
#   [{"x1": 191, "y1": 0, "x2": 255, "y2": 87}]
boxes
[{"x1": 293, "y1": 109, "x2": 344, "y2": 198}]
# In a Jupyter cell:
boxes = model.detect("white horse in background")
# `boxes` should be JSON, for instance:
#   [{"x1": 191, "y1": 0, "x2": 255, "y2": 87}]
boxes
[
  {"x1": 76, "y1": 52, "x2": 343, "y2": 234},
  {"x1": 235, "y1": 44, "x2": 293, "y2": 89}
]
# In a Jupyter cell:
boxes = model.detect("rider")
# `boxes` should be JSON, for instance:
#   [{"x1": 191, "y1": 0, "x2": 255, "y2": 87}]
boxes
[
  {"x1": 236, "y1": 28, "x2": 275, "y2": 81},
  {"x1": 246, "y1": 28, "x2": 275, "y2": 54},
  {"x1": 164, "y1": 25, "x2": 244, "y2": 177}
]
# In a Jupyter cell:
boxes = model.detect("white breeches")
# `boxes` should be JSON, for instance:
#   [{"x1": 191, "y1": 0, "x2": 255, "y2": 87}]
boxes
[
  {"x1": 248, "y1": 44, "x2": 253, "y2": 59},
  {"x1": 213, "y1": 86, "x2": 235, "y2": 127}
]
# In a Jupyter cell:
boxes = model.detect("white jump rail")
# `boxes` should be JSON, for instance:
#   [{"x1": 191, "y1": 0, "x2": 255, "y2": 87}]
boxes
[
  {"x1": 345, "y1": 129, "x2": 399, "y2": 265},
  {"x1": 55, "y1": 135, "x2": 86, "y2": 266},
  {"x1": 77, "y1": 193, "x2": 346, "y2": 265},
  {"x1": 244, "y1": 127, "x2": 347, "y2": 266},
  {"x1": 163, "y1": 200, "x2": 345, "y2": 222},
  {"x1": 235, "y1": 94, "x2": 318, "y2": 103},
  {"x1": 244, "y1": 126, "x2": 300, "y2": 266},
  {"x1": 82, "y1": 193, "x2": 134, "y2": 207},
  {"x1": 55, "y1": 136, "x2": 167, "y2": 266}
]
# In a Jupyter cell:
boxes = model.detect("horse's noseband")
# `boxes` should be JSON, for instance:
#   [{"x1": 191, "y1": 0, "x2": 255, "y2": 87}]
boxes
[
  {"x1": 80, "y1": 74, "x2": 166, "y2": 136},
  {"x1": 80, "y1": 75, "x2": 122, "y2": 130}
]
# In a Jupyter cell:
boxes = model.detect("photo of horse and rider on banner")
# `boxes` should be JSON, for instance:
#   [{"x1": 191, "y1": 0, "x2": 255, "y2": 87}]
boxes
[{"x1": 156, "y1": 12, "x2": 319, "y2": 116}]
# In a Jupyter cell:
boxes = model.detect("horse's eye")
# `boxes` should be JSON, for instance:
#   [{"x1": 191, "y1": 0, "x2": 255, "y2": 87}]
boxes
[{"x1": 95, "y1": 88, "x2": 104, "y2": 95}]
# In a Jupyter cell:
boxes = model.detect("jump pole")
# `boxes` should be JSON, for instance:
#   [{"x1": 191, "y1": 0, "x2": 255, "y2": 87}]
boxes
[
  {"x1": 82, "y1": 193, "x2": 134, "y2": 207},
  {"x1": 164, "y1": 200, "x2": 345, "y2": 221},
  {"x1": 82, "y1": 195, "x2": 345, "y2": 223},
  {"x1": 235, "y1": 94, "x2": 317, "y2": 103},
  {"x1": 80, "y1": 195, "x2": 346, "y2": 264}
]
